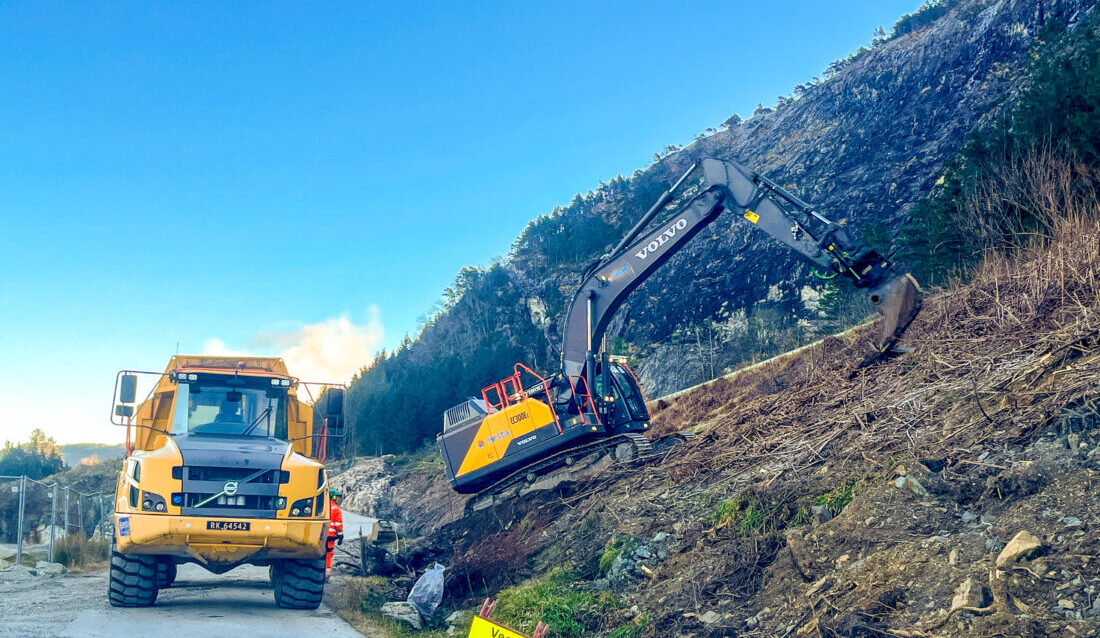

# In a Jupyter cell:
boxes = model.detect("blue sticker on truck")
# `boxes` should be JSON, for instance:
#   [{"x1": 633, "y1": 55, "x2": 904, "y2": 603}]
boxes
[{"x1": 118, "y1": 516, "x2": 129, "y2": 536}]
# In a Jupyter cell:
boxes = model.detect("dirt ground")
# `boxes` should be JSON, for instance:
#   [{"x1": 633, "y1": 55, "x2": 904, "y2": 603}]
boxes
[{"x1": 0, "y1": 563, "x2": 370, "y2": 638}]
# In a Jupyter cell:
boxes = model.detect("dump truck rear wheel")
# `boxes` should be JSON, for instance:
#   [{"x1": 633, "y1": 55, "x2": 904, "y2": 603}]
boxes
[
  {"x1": 272, "y1": 558, "x2": 325, "y2": 609},
  {"x1": 108, "y1": 548, "x2": 159, "y2": 607},
  {"x1": 155, "y1": 559, "x2": 177, "y2": 589}
]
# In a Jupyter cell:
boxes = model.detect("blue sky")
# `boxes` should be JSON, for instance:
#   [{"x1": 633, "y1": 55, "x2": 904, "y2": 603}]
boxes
[{"x1": 0, "y1": 0, "x2": 923, "y2": 445}]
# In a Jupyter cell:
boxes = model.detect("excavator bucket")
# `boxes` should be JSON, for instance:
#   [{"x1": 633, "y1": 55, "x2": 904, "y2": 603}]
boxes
[{"x1": 871, "y1": 273, "x2": 922, "y2": 351}]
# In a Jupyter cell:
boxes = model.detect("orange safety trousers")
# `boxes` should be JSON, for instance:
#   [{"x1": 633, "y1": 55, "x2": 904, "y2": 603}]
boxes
[{"x1": 326, "y1": 501, "x2": 343, "y2": 570}]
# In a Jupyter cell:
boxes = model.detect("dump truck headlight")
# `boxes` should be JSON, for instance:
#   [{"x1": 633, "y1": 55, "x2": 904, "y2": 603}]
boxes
[
  {"x1": 276, "y1": 497, "x2": 287, "y2": 509},
  {"x1": 141, "y1": 491, "x2": 167, "y2": 512},
  {"x1": 289, "y1": 497, "x2": 315, "y2": 516}
]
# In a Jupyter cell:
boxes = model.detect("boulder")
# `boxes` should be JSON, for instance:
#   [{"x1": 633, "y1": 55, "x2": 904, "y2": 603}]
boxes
[
  {"x1": 996, "y1": 530, "x2": 1042, "y2": 567},
  {"x1": 381, "y1": 601, "x2": 423, "y2": 630},
  {"x1": 445, "y1": 610, "x2": 471, "y2": 636},
  {"x1": 33, "y1": 562, "x2": 65, "y2": 577},
  {"x1": 950, "y1": 577, "x2": 985, "y2": 611}
]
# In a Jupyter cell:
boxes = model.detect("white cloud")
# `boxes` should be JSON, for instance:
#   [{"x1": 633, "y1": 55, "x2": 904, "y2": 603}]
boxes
[{"x1": 201, "y1": 307, "x2": 384, "y2": 385}]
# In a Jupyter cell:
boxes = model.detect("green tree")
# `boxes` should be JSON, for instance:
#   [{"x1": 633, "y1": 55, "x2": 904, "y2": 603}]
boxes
[{"x1": 0, "y1": 429, "x2": 66, "y2": 479}]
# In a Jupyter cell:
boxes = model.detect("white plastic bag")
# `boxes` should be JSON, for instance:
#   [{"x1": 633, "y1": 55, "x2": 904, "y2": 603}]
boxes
[{"x1": 407, "y1": 563, "x2": 446, "y2": 619}]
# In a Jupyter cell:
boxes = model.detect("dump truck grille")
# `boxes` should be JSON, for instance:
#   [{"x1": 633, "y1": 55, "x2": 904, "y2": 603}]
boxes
[
  {"x1": 182, "y1": 466, "x2": 288, "y2": 484},
  {"x1": 182, "y1": 493, "x2": 280, "y2": 510},
  {"x1": 178, "y1": 464, "x2": 283, "y2": 518}
]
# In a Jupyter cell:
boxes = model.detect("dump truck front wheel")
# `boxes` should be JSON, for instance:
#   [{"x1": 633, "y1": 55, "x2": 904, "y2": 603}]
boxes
[
  {"x1": 271, "y1": 558, "x2": 325, "y2": 609},
  {"x1": 108, "y1": 547, "x2": 159, "y2": 607},
  {"x1": 156, "y1": 559, "x2": 177, "y2": 589}
]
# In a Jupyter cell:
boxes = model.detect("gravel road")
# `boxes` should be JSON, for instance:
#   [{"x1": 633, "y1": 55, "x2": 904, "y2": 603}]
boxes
[{"x1": 0, "y1": 563, "x2": 366, "y2": 638}]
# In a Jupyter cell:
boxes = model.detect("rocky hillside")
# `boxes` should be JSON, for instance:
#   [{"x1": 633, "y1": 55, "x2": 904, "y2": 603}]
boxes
[
  {"x1": 344, "y1": 0, "x2": 1096, "y2": 456},
  {"x1": 334, "y1": 211, "x2": 1100, "y2": 637}
]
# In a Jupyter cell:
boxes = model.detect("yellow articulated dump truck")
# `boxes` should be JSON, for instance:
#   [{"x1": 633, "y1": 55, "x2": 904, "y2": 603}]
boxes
[{"x1": 108, "y1": 356, "x2": 346, "y2": 609}]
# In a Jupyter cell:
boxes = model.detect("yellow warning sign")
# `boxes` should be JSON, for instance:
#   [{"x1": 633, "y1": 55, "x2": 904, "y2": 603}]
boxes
[
  {"x1": 744, "y1": 210, "x2": 760, "y2": 224},
  {"x1": 468, "y1": 616, "x2": 529, "y2": 638}
]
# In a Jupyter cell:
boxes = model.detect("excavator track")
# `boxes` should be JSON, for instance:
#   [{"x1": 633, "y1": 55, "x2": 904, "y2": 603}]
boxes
[{"x1": 465, "y1": 431, "x2": 683, "y2": 513}]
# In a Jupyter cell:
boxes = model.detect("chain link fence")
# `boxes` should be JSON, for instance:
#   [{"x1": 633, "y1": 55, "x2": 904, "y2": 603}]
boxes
[{"x1": 0, "y1": 475, "x2": 114, "y2": 567}]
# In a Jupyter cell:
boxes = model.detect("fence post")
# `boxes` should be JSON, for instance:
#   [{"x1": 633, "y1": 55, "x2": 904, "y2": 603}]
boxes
[
  {"x1": 49, "y1": 483, "x2": 58, "y2": 562},
  {"x1": 77, "y1": 495, "x2": 83, "y2": 537},
  {"x1": 64, "y1": 487, "x2": 70, "y2": 536},
  {"x1": 15, "y1": 476, "x2": 26, "y2": 566}
]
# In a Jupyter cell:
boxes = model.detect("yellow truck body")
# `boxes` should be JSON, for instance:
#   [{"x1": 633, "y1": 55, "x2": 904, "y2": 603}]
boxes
[{"x1": 109, "y1": 356, "x2": 345, "y2": 609}]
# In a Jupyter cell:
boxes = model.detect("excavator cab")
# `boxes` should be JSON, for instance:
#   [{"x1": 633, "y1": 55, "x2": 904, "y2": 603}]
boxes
[{"x1": 593, "y1": 358, "x2": 650, "y2": 432}]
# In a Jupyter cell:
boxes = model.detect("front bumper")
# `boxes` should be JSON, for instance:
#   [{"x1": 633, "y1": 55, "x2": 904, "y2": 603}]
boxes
[{"x1": 115, "y1": 513, "x2": 328, "y2": 573}]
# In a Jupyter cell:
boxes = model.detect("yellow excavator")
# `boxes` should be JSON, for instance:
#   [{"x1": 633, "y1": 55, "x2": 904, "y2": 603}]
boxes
[
  {"x1": 108, "y1": 356, "x2": 345, "y2": 608},
  {"x1": 438, "y1": 158, "x2": 922, "y2": 508}
]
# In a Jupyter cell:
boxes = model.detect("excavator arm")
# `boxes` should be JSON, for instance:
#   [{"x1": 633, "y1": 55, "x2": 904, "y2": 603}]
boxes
[{"x1": 559, "y1": 158, "x2": 922, "y2": 386}]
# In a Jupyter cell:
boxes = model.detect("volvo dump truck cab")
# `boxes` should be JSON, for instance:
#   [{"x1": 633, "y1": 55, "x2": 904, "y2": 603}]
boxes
[{"x1": 109, "y1": 356, "x2": 346, "y2": 609}]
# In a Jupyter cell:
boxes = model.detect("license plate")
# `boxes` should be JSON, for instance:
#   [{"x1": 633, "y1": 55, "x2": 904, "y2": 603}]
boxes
[{"x1": 207, "y1": 520, "x2": 250, "y2": 531}]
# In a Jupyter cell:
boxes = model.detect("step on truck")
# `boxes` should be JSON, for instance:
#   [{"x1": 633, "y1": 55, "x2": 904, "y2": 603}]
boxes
[{"x1": 108, "y1": 356, "x2": 346, "y2": 609}]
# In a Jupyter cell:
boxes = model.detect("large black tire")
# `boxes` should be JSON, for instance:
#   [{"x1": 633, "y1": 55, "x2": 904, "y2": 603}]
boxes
[
  {"x1": 108, "y1": 548, "x2": 159, "y2": 607},
  {"x1": 272, "y1": 558, "x2": 325, "y2": 609},
  {"x1": 155, "y1": 559, "x2": 177, "y2": 589}
]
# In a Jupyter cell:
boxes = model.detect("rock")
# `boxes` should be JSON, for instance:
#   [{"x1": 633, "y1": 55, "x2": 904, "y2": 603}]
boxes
[
  {"x1": 961, "y1": 511, "x2": 976, "y2": 522},
  {"x1": 1062, "y1": 517, "x2": 1083, "y2": 528},
  {"x1": 895, "y1": 475, "x2": 930, "y2": 498},
  {"x1": 980, "y1": 512, "x2": 996, "y2": 524},
  {"x1": 0, "y1": 565, "x2": 36, "y2": 583},
  {"x1": 633, "y1": 545, "x2": 652, "y2": 559},
  {"x1": 700, "y1": 610, "x2": 721, "y2": 624},
  {"x1": 652, "y1": 532, "x2": 669, "y2": 543},
  {"x1": 951, "y1": 577, "x2": 985, "y2": 611},
  {"x1": 1058, "y1": 599, "x2": 1075, "y2": 609},
  {"x1": 1091, "y1": 596, "x2": 1100, "y2": 616},
  {"x1": 811, "y1": 505, "x2": 833, "y2": 525},
  {"x1": 381, "y1": 602, "x2": 423, "y2": 630},
  {"x1": 33, "y1": 562, "x2": 65, "y2": 577},
  {"x1": 949, "y1": 549, "x2": 959, "y2": 566},
  {"x1": 445, "y1": 610, "x2": 470, "y2": 636},
  {"x1": 996, "y1": 531, "x2": 1042, "y2": 567}
]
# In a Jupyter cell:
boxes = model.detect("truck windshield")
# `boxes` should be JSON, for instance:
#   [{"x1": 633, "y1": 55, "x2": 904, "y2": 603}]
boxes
[{"x1": 173, "y1": 383, "x2": 288, "y2": 438}]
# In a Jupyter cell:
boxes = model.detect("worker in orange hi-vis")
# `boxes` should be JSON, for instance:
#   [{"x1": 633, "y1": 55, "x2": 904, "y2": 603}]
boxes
[{"x1": 326, "y1": 488, "x2": 344, "y2": 578}]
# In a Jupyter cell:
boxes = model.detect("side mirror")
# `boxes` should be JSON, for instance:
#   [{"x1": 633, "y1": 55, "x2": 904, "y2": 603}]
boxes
[
  {"x1": 119, "y1": 374, "x2": 138, "y2": 404},
  {"x1": 115, "y1": 405, "x2": 134, "y2": 418},
  {"x1": 322, "y1": 389, "x2": 346, "y2": 435}
]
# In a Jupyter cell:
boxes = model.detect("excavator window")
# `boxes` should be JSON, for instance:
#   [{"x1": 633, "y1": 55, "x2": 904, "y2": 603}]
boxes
[{"x1": 610, "y1": 363, "x2": 647, "y2": 421}]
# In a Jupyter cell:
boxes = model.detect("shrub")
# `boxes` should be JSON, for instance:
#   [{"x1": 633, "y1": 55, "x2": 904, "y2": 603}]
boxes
[{"x1": 53, "y1": 532, "x2": 109, "y2": 569}]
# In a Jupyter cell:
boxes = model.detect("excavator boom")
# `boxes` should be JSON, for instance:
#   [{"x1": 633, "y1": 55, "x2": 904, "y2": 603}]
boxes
[{"x1": 560, "y1": 158, "x2": 922, "y2": 387}]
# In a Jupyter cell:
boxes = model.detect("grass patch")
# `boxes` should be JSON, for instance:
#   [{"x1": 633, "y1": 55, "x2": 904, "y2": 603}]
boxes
[
  {"x1": 53, "y1": 533, "x2": 109, "y2": 569},
  {"x1": 598, "y1": 536, "x2": 637, "y2": 575},
  {"x1": 710, "y1": 495, "x2": 767, "y2": 535},
  {"x1": 326, "y1": 576, "x2": 453, "y2": 638},
  {"x1": 0, "y1": 553, "x2": 37, "y2": 568},
  {"x1": 814, "y1": 474, "x2": 876, "y2": 516},
  {"x1": 493, "y1": 567, "x2": 617, "y2": 638},
  {"x1": 606, "y1": 614, "x2": 650, "y2": 638}
]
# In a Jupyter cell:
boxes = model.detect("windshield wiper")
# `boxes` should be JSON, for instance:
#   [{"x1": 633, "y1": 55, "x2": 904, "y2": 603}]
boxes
[{"x1": 240, "y1": 406, "x2": 273, "y2": 437}]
